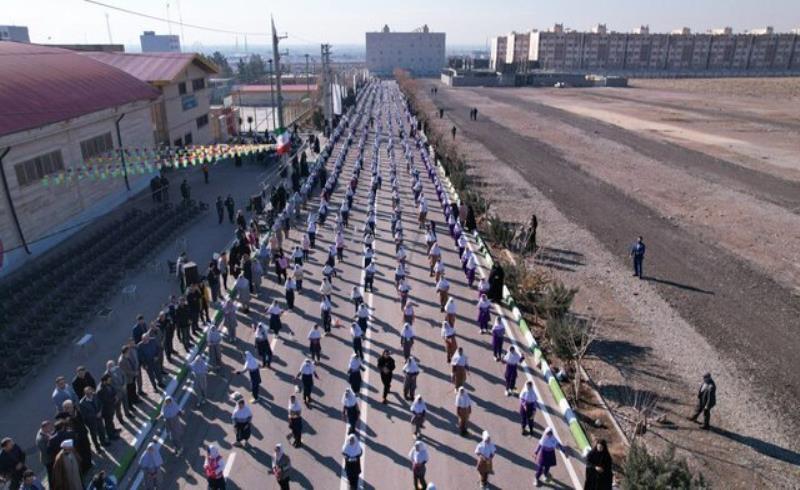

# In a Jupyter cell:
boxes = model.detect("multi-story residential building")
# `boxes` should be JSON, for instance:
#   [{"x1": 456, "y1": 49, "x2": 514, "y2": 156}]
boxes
[
  {"x1": 140, "y1": 31, "x2": 181, "y2": 53},
  {"x1": 489, "y1": 36, "x2": 507, "y2": 70},
  {"x1": 491, "y1": 24, "x2": 800, "y2": 76},
  {"x1": 366, "y1": 24, "x2": 446, "y2": 76},
  {"x1": 83, "y1": 52, "x2": 218, "y2": 146}
]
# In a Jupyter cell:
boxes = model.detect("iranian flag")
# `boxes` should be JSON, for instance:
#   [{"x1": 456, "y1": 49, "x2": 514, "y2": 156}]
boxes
[{"x1": 275, "y1": 127, "x2": 291, "y2": 155}]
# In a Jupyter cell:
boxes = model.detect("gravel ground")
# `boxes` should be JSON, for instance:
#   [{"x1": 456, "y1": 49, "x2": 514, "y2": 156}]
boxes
[{"x1": 419, "y1": 80, "x2": 800, "y2": 488}]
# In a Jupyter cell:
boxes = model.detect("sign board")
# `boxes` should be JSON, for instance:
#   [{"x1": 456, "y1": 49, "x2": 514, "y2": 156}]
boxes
[{"x1": 181, "y1": 95, "x2": 198, "y2": 111}]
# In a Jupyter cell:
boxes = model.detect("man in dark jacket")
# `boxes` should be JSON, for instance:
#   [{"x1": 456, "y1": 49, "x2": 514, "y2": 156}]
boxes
[
  {"x1": 71, "y1": 366, "x2": 97, "y2": 403},
  {"x1": 96, "y1": 376, "x2": 120, "y2": 441},
  {"x1": 377, "y1": 350, "x2": 396, "y2": 404},
  {"x1": 216, "y1": 196, "x2": 225, "y2": 224},
  {"x1": 0, "y1": 437, "x2": 27, "y2": 490},
  {"x1": 688, "y1": 372, "x2": 717, "y2": 429},
  {"x1": 176, "y1": 297, "x2": 191, "y2": 351},
  {"x1": 78, "y1": 387, "x2": 108, "y2": 450},
  {"x1": 224, "y1": 195, "x2": 236, "y2": 223},
  {"x1": 180, "y1": 179, "x2": 191, "y2": 203}
]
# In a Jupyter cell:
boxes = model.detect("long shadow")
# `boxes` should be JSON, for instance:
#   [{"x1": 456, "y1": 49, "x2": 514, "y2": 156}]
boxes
[
  {"x1": 642, "y1": 276, "x2": 714, "y2": 295},
  {"x1": 713, "y1": 427, "x2": 800, "y2": 466}
]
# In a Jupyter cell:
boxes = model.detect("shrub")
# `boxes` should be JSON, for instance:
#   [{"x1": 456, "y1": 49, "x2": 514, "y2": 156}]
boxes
[
  {"x1": 482, "y1": 216, "x2": 516, "y2": 248},
  {"x1": 623, "y1": 443, "x2": 709, "y2": 490},
  {"x1": 535, "y1": 281, "x2": 578, "y2": 320}
]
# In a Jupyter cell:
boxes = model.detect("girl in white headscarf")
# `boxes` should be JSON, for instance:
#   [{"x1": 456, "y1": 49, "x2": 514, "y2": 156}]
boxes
[
  {"x1": 402, "y1": 356, "x2": 420, "y2": 400},
  {"x1": 139, "y1": 442, "x2": 163, "y2": 490},
  {"x1": 158, "y1": 396, "x2": 184, "y2": 454},
  {"x1": 341, "y1": 434, "x2": 363, "y2": 490},
  {"x1": 408, "y1": 440, "x2": 430, "y2": 490},
  {"x1": 287, "y1": 395, "x2": 303, "y2": 447},
  {"x1": 519, "y1": 380, "x2": 539, "y2": 436},
  {"x1": 474, "y1": 430, "x2": 497, "y2": 488},
  {"x1": 534, "y1": 427, "x2": 564, "y2": 486},
  {"x1": 204, "y1": 444, "x2": 226, "y2": 489},
  {"x1": 237, "y1": 351, "x2": 262, "y2": 402},
  {"x1": 231, "y1": 398, "x2": 253, "y2": 446},
  {"x1": 271, "y1": 443, "x2": 292, "y2": 490},
  {"x1": 341, "y1": 388, "x2": 360, "y2": 433},
  {"x1": 455, "y1": 387, "x2": 472, "y2": 436},
  {"x1": 409, "y1": 395, "x2": 427, "y2": 436},
  {"x1": 347, "y1": 354, "x2": 366, "y2": 393},
  {"x1": 400, "y1": 322, "x2": 415, "y2": 360}
]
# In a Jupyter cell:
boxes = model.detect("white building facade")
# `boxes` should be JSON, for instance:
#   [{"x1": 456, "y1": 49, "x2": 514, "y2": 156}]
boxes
[{"x1": 366, "y1": 25, "x2": 446, "y2": 76}]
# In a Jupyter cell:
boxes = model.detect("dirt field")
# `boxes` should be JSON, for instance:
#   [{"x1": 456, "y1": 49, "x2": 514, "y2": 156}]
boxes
[{"x1": 419, "y1": 77, "x2": 800, "y2": 488}]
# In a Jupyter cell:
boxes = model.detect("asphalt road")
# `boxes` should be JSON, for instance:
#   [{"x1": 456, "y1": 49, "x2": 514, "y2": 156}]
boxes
[{"x1": 126, "y1": 82, "x2": 585, "y2": 490}]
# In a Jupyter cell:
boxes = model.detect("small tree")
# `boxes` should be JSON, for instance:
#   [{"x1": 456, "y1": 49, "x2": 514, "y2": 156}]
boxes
[
  {"x1": 535, "y1": 281, "x2": 578, "y2": 320},
  {"x1": 546, "y1": 314, "x2": 596, "y2": 404},
  {"x1": 623, "y1": 443, "x2": 708, "y2": 489}
]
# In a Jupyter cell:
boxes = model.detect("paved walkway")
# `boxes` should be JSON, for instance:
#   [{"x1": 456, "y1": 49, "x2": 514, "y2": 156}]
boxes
[
  {"x1": 122, "y1": 81, "x2": 585, "y2": 489},
  {"x1": 0, "y1": 156, "x2": 289, "y2": 482}
]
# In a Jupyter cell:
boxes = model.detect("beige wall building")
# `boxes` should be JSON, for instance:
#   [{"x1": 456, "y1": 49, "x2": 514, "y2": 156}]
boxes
[
  {"x1": 492, "y1": 24, "x2": 800, "y2": 75},
  {"x1": 489, "y1": 35, "x2": 507, "y2": 70},
  {"x1": 366, "y1": 24, "x2": 446, "y2": 76},
  {"x1": 0, "y1": 42, "x2": 159, "y2": 276},
  {"x1": 83, "y1": 52, "x2": 218, "y2": 146}
]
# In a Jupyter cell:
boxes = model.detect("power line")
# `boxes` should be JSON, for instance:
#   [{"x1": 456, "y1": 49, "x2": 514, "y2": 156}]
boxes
[{"x1": 83, "y1": 0, "x2": 269, "y2": 36}]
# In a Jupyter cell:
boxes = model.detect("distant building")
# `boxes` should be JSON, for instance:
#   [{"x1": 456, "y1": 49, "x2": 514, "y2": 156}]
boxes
[
  {"x1": 230, "y1": 84, "x2": 318, "y2": 106},
  {"x1": 0, "y1": 25, "x2": 29, "y2": 43},
  {"x1": 140, "y1": 31, "x2": 180, "y2": 53},
  {"x1": 83, "y1": 52, "x2": 218, "y2": 146},
  {"x1": 47, "y1": 43, "x2": 124, "y2": 53},
  {"x1": 491, "y1": 23, "x2": 800, "y2": 76},
  {"x1": 365, "y1": 24, "x2": 445, "y2": 76},
  {"x1": 0, "y1": 42, "x2": 159, "y2": 276}
]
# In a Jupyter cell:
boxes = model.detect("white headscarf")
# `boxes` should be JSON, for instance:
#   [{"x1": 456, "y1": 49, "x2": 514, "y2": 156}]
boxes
[
  {"x1": 207, "y1": 444, "x2": 221, "y2": 460},
  {"x1": 348, "y1": 354, "x2": 362, "y2": 371},
  {"x1": 288, "y1": 396, "x2": 302, "y2": 413},
  {"x1": 342, "y1": 434, "x2": 362, "y2": 458},
  {"x1": 401, "y1": 323, "x2": 414, "y2": 338},
  {"x1": 455, "y1": 387, "x2": 471, "y2": 407},
  {"x1": 410, "y1": 395, "x2": 426, "y2": 413},
  {"x1": 409, "y1": 440, "x2": 429, "y2": 463},
  {"x1": 520, "y1": 381, "x2": 538, "y2": 403},
  {"x1": 243, "y1": 351, "x2": 259, "y2": 371},
  {"x1": 539, "y1": 427, "x2": 558, "y2": 450},
  {"x1": 475, "y1": 431, "x2": 496, "y2": 458},
  {"x1": 139, "y1": 442, "x2": 163, "y2": 469},
  {"x1": 232, "y1": 400, "x2": 252, "y2": 422},
  {"x1": 342, "y1": 388, "x2": 358, "y2": 407},
  {"x1": 404, "y1": 357, "x2": 420, "y2": 374}
]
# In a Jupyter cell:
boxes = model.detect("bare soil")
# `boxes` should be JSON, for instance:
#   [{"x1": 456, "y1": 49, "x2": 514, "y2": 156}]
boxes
[{"x1": 418, "y1": 79, "x2": 800, "y2": 488}]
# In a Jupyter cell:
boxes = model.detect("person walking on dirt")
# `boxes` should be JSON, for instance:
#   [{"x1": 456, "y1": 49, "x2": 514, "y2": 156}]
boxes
[
  {"x1": 451, "y1": 126, "x2": 457, "y2": 140},
  {"x1": 629, "y1": 236, "x2": 646, "y2": 279},
  {"x1": 688, "y1": 372, "x2": 716, "y2": 430}
]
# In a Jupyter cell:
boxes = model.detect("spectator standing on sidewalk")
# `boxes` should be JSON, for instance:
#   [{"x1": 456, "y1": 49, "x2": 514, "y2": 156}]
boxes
[
  {"x1": 139, "y1": 442, "x2": 163, "y2": 490},
  {"x1": 159, "y1": 397, "x2": 184, "y2": 455},
  {"x1": 0, "y1": 437, "x2": 27, "y2": 490}
]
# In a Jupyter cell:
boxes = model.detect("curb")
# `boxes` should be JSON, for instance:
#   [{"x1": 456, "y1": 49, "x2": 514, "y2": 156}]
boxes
[{"x1": 429, "y1": 149, "x2": 592, "y2": 456}]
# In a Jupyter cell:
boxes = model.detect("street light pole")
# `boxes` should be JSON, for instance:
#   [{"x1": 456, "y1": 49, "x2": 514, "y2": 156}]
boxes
[
  {"x1": 305, "y1": 53, "x2": 310, "y2": 97},
  {"x1": 268, "y1": 59, "x2": 276, "y2": 132}
]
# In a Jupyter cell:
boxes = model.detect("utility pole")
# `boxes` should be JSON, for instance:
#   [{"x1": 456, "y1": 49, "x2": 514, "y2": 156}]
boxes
[
  {"x1": 268, "y1": 59, "x2": 276, "y2": 131},
  {"x1": 320, "y1": 43, "x2": 332, "y2": 134},
  {"x1": 105, "y1": 13, "x2": 113, "y2": 44},
  {"x1": 271, "y1": 15, "x2": 287, "y2": 129},
  {"x1": 304, "y1": 54, "x2": 310, "y2": 97}
]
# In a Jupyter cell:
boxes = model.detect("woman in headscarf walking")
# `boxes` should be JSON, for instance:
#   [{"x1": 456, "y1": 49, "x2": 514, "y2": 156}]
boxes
[
  {"x1": 237, "y1": 352, "x2": 263, "y2": 402},
  {"x1": 346, "y1": 354, "x2": 366, "y2": 394},
  {"x1": 139, "y1": 442, "x2": 162, "y2": 490},
  {"x1": 296, "y1": 358, "x2": 319, "y2": 406},
  {"x1": 402, "y1": 356, "x2": 420, "y2": 400},
  {"x1": 350, "y1": 322, "x2": 365, "y2": 360},
  {"x1": 222, "y1": 297, "x2": 238, "y2": 343},
  {"x1": 158, "y1": 396, "x2": 184, "y2": 455},
  {"x1": 455, "y1": 387, "x2": 472, "y2": 436},
  {"x1": 287, "y1": 395, "x2": 303, "y2": 447},
  {"x1": 409, "y1": 395, "x2": 426, "y2": 437},
  {"x1": 450, "y1": 347, "x2": 470, "y2": 392},
  {"x1": 253, "y1": 322, "x2": 272, "y2": 368},
  {"x1": 476, "y1": 294, "x2": 492, "y2": 334},
  {"x1": 400, "y1": 322, "x2": 415, "y2": 360},
  {"x1": 440, "y1": 320, "x2": 457, "y2": 363},
  {"x1": 584, "y1": 439, "x2": 613, "y2": 490},
  {"x1": 307, "y1": 324, "x2": 323, "y2": 363},
  {"x1": 474, "y1": 431, "x2": 496, "y2": 489},
  {"x1": 271, "y1": 444, "x2": 292, "y2": 490},
  {"x1": 203, "y1": 445, "x2": 226, "y2": 490},
  {"x1": 519, "y1": 380, "x2": 539, "y2": 436},
  {"x1": 502, "y1": 345, "x2": 524, "y2": 396},
  {"x1": 341, "y1": 388, "x2": 360, "y2": 434},
  {"x1": 534, "y1": 427, "x2": 565, "y2": 487},
  {"x1": 267, "y1": 301, "x2": 285, "y2": 336},
  {"x1": 408, "y1": 440, "x2": 429, "y2": 490},
  {"x1": 490, "y1": 316, "x2": 505, "y2": 362},
  {"x1": 231, "y1": 398, "x2": 253, "y2": 446},
  {"x1": 341, "y1": 434, "x2": 363, "y2": 490},
  {"x1": 284, "y1": 276, "x2": 296, "y2": 310}
]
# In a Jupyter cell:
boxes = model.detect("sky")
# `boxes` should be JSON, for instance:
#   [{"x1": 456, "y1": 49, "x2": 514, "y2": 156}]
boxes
[{"x1": 3, "y1": 0, "x2": 799, "y2": 49}]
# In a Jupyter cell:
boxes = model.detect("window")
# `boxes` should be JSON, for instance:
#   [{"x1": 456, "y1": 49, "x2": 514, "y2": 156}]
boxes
[
  {"x1": 196, "y1": 114, "x2": 209, "y2": 129},
  {"x1": 80, "y1": 132, "x2": 114, "y2": 161},
  {"x1": 14, "y1": 150, "x2": 65, "y2": 187},
  {"x1": 192, "y1": 78, "x2": 206, "y2": 91},
  {"x1": 178, "y1": 82, "x2": 187, "y2": 95},
  {"x1": 184, "y1": 132, "x2": 193, "y2": 145},
  {"x1": 174, "y1": 137, "x2": 183, "y2": 147}
]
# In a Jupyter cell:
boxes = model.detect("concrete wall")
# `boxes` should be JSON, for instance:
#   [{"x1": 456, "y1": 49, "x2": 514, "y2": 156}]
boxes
[
  {"x1": 161, "y1": 62, "x2": 213, "y2": 146},
  {"x1": 366, "y1": 31, "x2": 446, "y2": 76},
  {"x1": 0, "y1": 101, "x2": 155, "y2": 277}
]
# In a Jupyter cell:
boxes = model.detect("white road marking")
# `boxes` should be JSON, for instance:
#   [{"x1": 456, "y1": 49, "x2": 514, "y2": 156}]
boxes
[{"x1": 223, "y1": 451, "x2": 237, "y2": 478}]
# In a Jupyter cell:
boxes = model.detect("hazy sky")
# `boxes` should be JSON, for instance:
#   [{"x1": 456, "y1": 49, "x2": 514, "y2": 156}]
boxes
[{"x1": 4, "y1": 0, "x2": 799, "y2": 48}]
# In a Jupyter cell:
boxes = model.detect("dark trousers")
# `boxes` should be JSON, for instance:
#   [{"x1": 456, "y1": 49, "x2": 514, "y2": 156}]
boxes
[
  {"x1": 86, "y1": 419, "x2": 107, "y2": 447},
  {"x1": 690, "y1": 404, "x2": 712, "y2": 428},
  {"x1": 380, "y1": 372, "x2": 392, "y2": 398},
  {"x1": 633, "y1": 256, "x2": 643, "y2": 278},
  {"x1": 353, "y1": 337, "x2": 363, "y2": 359}
]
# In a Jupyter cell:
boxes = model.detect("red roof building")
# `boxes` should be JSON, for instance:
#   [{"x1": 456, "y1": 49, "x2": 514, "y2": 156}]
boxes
[{"x1": 0, "y1": 42, "x2": 160, "y2": 138}]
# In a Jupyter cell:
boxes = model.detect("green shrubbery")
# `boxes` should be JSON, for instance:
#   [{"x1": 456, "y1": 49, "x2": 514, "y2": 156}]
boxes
[{"x1": 623, "y1": 443, "x2": 709, "y2": 489}]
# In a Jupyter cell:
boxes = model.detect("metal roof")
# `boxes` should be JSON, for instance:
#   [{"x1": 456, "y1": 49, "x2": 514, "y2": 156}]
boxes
[
  {"x1": 0, "y1": 42, "x2": 161, "y2": 139},
  {"x1": 82, "y1": 51, "x2": 219, "y2": 85}
]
